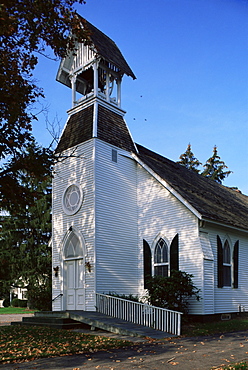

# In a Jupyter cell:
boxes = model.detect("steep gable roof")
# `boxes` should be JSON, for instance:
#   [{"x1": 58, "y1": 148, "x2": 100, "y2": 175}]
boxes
[
  {"x1": 97, "y1": 105, "x2": 136, "y2": 152},
  {"x1": 55, "y1": 104, "x2": 137, "y2": 154},
  {"x1": 136, "y1": 144, "x2": 248, "y2": 231},
  {"x1": 55, "y1": 105, "x2": 93, "y2": 153},
  {"x1": 80, "y1": 17, "x2": 136, "y2": 79}
]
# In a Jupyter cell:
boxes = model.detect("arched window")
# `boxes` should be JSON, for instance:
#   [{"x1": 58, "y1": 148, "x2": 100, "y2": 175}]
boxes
[
  {"x1": 64, "y1": 232, "x2": 81, "y2": 259},
  {"x1": 154, "y1": 238, "x2": 169, "y2": 277},
  {"x1": 217, "y1": 236, "x2": 239, "y2": 288},
  {"x1": 223, "y1": 240, "x2": 231, "y2": 286}
]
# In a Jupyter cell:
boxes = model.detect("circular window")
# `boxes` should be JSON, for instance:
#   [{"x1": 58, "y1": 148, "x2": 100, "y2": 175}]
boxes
[{"x1": 62, "y1": 184, "x2": 83, "y2": 215}]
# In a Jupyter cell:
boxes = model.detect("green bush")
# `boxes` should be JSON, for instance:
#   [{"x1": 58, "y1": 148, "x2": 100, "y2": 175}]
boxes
[
  {"x1": 107, "y1": 292, "x2": 140, "y2": 302},
  {"x1": 27, "y1": 282, "x2": 52, "y2": 311},
  {"x1": 19, "y1": 299, "x2": 27, "y2": 308},
  {"x1": 11, "y1": 298, "x2": 20, "y2": 307},
  {"x1": 11, "y1": 298, "x2": 27, "y2": 307},
  {"x1": 3, "y1": 298, "x2": 10, "y2": 307},
  {"x1": 146, "y1": 270, "x2": 201, "y2": 314}
]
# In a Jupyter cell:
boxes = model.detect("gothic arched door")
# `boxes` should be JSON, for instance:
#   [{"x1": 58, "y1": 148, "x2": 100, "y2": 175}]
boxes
[{"x1": 63, "y1": 231, "x2": 85, "y2": 311}]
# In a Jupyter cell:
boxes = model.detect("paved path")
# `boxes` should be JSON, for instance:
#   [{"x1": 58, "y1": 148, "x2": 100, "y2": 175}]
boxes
[
  {"x1": 0, "y1": 313, "x2": 34, "y2": 326},
  {"x1": 0, "y1": 328, "x2": 248, "y2": 369}
]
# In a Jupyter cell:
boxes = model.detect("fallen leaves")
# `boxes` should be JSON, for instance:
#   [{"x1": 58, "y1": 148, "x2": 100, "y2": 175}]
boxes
[{"x1": 0, "y1": 326, "x2": 132, "y2": 364}]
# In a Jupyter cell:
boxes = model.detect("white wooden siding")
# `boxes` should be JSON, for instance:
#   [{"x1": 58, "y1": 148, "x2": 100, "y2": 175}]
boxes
[
  {"x1": 94, "y1": 140, "x2": 139, "y2": 295},
  {"x1": 205, "y1": 224, "x2": 248, "y2": 314},
  {"x1": 199, "y1": 231, "x2": 214, "y2": 314},
  {"x1": 136, "y1": 165, "x2": 203, "y2": 314},
  {"x1": 202, "y1": 259, "x2": 215, "y2": 314},
  {"x1": 52, "y1": 140, "x2": 95, "y2": 311}
]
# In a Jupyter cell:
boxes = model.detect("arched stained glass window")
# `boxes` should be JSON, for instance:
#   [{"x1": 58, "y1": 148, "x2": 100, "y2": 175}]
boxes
[
  {"x1": 65, "y1": 232, "x2": 81, "y2": 259},
  {"x1": 223, "y1": 240, "x2": 231, "y2": 286},
  {"x1": 217, "y1": 236, "x2": 239, "y2": 289},
  {"x1": 154, "y1": 238, "x2": 169, "y2": 277}
]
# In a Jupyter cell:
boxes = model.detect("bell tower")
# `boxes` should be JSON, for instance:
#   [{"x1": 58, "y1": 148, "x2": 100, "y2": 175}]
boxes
[
  {"x1": 55, "y1": 18, "x2": 136, "y2": 153},
  {"x1": 52, "y1": 18, "x2": 137, "y2": 312},
  {"x1": 57, "y1": 18, "x2": 136, "y2": 109}
]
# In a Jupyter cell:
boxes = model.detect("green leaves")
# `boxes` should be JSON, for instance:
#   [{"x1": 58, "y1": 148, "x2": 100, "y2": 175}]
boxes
[
  {"x1": 0, "y1": 0, "x2": 89, "y2": 178},
  {"x1": 146, "y1": 270, "x2": 201, "y2": 314}
]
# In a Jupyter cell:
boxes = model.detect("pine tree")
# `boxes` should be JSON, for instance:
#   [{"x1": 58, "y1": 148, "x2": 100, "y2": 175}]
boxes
[
  {"x1": 177, "y1": 144, "x2": 202, "y2": 173},
  {"x1": 0, "y1": 142, "x2": 52, "y2": 309},
  {"x1": 201, "y1": 145, "x2": 232, "y2": 184}
]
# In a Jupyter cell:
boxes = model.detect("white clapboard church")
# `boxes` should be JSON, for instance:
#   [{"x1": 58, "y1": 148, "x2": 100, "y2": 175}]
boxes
[{"x1": 52, "y1": 17, "x2": 248, "y2": 321}]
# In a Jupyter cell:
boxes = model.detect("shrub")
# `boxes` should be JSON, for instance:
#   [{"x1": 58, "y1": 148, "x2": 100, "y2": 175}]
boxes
[
  {"x1": 107, "y1": 292, "x2": 140, "y2": 302},
  {"x1": 3, "y1": 298, "x2": 10, "y2": 307},
  {"x1": 27, "y1": 282, "x2": 52, "y2": 311},
  {"x1": 19, "y1": 299, "x2": 27, "y2": 308},
  {"x1": 11, "y1": 298, "x2": 27, "y2": 307},
  {"x1": 11, "y1": 298, "x2": 20, "y2": 307},
  {"x1": 146, "y1": 270, "x2": 201, "y2": 314}
]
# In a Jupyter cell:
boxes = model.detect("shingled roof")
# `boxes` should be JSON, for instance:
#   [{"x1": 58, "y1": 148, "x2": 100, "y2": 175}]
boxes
[
  {"x1": 80, "y1": 17, "x2": 136, "y2": 79},
  {"x1": 55, "y1": 103, "x2": 137, "y2": 154},
  {"x1": 136, "y1": 144, "x2": 248, "y2": 231}
]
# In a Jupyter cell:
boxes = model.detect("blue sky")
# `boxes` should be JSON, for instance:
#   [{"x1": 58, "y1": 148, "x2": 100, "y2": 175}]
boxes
[{"x1": 33, "y1": 0, "x2": 248, "y2": 194}]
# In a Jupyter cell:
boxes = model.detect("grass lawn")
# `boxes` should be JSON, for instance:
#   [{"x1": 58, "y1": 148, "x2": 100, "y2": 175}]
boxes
[
  {"x1": 182, "y1": 316, "x2": 248, "y2": 337},
  {"x1": 0, "y1": 325, "x2": 132, "y2": 364},
  {"x1": 0, "y1": 307, "x2": 37, "y2": 315}
]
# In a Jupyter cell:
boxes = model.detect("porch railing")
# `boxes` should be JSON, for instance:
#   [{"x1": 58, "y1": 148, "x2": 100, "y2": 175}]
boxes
[{"x1": 96, "y1": 293, "x2": 182, "y2": 336}]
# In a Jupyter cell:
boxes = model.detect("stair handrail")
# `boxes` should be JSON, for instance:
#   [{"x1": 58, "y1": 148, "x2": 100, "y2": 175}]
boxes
[
  {"x1": 96, "y1": 292, "x2": 182, "y2": 336},
  {"x1": 52, "y1": 293, "x2": 63, "y2": 302}
]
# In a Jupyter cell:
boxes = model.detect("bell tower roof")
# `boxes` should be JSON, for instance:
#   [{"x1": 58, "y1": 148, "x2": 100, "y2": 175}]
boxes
[
  {"x1": 79, "y1": 18, "x2": 136, "y2": 79},
  {"x1": 56, "y1": 17, "x2": 135, "y2": 105}
]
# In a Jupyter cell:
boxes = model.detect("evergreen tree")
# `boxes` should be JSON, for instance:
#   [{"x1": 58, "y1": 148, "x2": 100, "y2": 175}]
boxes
[
  {"x1": 177, "y1": 144, "x2": 202, "y2": 173},
  {"x1": 201, "y1": 145, "x2": 232, "y2": 184},
  {"x1": 0, "y1": 142, "x2": 53, "y2": 309}
]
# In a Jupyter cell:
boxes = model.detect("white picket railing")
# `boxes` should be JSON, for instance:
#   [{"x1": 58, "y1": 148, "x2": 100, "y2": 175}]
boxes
[{"x1": 95, "y1": 293, "x2": 182, "y2": 336}]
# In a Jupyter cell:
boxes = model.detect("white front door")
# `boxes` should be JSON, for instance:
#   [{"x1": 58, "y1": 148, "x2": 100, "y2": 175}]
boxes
[{"x1": 65, "y1": 259, "x2": 85, "y2": 310}]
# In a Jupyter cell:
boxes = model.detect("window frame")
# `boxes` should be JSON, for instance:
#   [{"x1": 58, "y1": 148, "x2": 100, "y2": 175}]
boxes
[
  {"x1": 217, "y1": 235, "x2": 239, "y2": 289},
  {"x1": 223, "y1": 240, "x2": 231, "y2": 287},
  {"x1": 154, "y1": 238, "x2": 169, "y2": 278},
  {"x1": 62, "y1": 184, "x2": 83, "y2": 216}
]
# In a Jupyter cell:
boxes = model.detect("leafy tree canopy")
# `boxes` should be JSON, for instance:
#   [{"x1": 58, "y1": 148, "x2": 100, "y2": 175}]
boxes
[
  {"x1": 0, "y1": 0, "x2": 89, "y2": 208},
  {"x1": 0, "y1": 0, "x2": 89, "y2": 160}
]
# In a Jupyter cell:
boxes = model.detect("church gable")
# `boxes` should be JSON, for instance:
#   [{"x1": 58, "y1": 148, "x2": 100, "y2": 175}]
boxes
[{"x1": 136, "y1": 144, "x2": 248, "y2": 231}]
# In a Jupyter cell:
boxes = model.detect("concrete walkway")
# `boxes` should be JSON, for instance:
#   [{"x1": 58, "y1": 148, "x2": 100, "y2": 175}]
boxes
[{"x1": 0, "y1": 313, "x2": 34, "y2": 326}]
